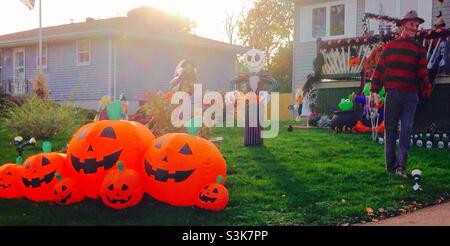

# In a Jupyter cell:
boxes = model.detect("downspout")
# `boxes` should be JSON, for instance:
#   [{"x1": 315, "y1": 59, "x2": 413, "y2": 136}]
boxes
[
  {"x1": 113, "y1": 40, "x2": 117, "y2": 100},
  {"x1": 108, "y1": 37, "x2": 112, "y2": 99}
]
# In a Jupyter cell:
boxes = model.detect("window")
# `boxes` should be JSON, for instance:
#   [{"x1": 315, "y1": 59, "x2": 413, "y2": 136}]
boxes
[
  {"x1": 36, "y1": 44, "x2": 47, "y2": 69},
  {"x1": 76, "y1": 39, "x2": 91, "y2": 65},
  {"x1": 299, "y1": 0, "x2": 357, "y2": 42},
  {"x1": 330, "y1": 4, "x2": 345, "y2": 36},
  {"x1": 312, "y1": 7, "x2": 326, "y2": 38},
  {"x1": 365, "y1": 0, "x2": 432, "y2": 33}
]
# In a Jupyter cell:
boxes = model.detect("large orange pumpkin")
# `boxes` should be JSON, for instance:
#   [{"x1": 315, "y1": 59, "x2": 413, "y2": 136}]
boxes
[
  {"x1": 196, "y1": 183, "x2": 229, "y2": 211},
  {"x1": 142, "y1": 133, "x2": 226, "y2": 206},
  {"x1": 21, "y1": 153, "x2": 67, "y2": 202},
  {"x1": 0, "y1": 163, "x2": 24, "y2": 199},
  {"x1": 66, "y1": 120, "x2": 155, "y2": 198},
  {"x1": 52, "y1": 174, "x2": 86, "y2": 205},
  {"x1": 100, "y1": 162, "x2": 145, "y2": 209}
]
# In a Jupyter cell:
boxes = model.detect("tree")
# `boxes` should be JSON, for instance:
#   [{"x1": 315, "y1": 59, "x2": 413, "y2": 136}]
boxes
[
  {"x1": 127, "y1": 6, "x2": 196, "y2": 33},
  {"x1": 238, "y1": 0, "x2": 294, "y2": 65},
  {"x1": 269, "y1": 42, "x2": 292, "y2": 92}
]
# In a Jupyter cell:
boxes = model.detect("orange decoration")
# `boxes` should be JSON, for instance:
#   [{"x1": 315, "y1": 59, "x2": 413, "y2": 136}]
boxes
[
  {"x1": 53, "y1": 175, "x2": 85, "y2": 205},
  {"x1": 66, "y1": 120, "x2": 155, "y2": 198},
  {"x1": 142, "y1": 133, "x2": 227, "y2": 207},
  {"x1": 353, "y1": 121, "x2": 371, "y2": 133},
  {"x1": 21, "y1": 153, "x2": 67, "y2": 202},
  {"x1": 100, "y1": 162, "x2": 144, "y2": 209},
  {"x1": 0, "y1": 163, "x2": 24, "y2": 199},
  {"x1": 196, "y1": 183, "x2": 229, "y2": 211}
]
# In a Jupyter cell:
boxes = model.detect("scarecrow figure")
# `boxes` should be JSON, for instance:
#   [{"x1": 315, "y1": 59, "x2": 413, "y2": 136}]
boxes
[{"x1": 225, "y1": 48, "x2": 277, "y2": 146}]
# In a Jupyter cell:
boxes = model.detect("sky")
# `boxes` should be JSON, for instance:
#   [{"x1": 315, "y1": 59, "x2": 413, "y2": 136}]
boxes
[{"x1": 0, "y1": 0, "x2": 252, "y2": 42}]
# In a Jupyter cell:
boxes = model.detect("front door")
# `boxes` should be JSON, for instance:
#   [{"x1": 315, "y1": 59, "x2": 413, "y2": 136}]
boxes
[{"x1": 13, "y1": 47, "x2": 25, "y2": 95}]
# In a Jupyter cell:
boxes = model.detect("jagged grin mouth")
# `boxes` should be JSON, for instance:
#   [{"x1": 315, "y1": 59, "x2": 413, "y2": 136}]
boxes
[
  {"x1": 144, "y1": 160, "x2": 195, "y2": 182},
  {"x1": 199, "y1": 193, "x2": 217, "y2": 203},
  {"x1": 107, "y1": 195, "x2": 131, "y2": 204},
  {"x1": 0, "y1": 184, "x2": 12, "y2": 189},
  {"x1": 70, "y1": 150, "x2": 122, "y2": 174},
  {"x1": 57, "y1": 193, "x2": 72, "y2": 204},
  {"x1": 22, "y1": 171, "x2": 56, "y2": 188}
]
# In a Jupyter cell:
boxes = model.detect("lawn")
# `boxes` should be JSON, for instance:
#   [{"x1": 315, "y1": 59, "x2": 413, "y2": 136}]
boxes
[{"x1": 0, "y1": 120, "x2": 450, "y2": 225}]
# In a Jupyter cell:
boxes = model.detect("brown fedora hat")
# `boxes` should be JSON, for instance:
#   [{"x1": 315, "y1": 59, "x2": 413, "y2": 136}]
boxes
[{"x1": 400, "y1": 10, "x2": 425, "y2": 25}]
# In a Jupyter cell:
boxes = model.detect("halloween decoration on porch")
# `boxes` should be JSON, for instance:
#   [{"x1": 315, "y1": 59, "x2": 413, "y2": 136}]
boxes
[
  {"x1": 52, "y1": 173, "x2": 85, "y2": 205},
  {"x1": 0, "y1": 162, "x2": 24, "y2": 199},
  {"x1": 21, "y1": 142, "x2": 67, "y2": 202},
  {"x1": 225, "y1": 48, "x2": 277, "y2": 146},
  {"x1": 142, "y1": 133, "x2": 227, "y2": 207},
  {"x1": 100, "y1": 162, "x2": 144, "y2": 209},
  {"x1": 66, "y1": 120, "x2": 155, "y2": 198},
  {"x1": 196, "y1": 181, "x2": 229, "y2": 211}
]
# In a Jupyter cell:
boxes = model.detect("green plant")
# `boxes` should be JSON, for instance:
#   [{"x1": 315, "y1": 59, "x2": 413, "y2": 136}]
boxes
[{"x1": 3, "y1": 95, "x2": 80, "y2": 139}]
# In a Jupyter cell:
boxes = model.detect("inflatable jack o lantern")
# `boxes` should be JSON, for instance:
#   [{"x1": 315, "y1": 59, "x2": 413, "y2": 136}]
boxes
[
  {"x1": 66, "y1": 120, "x2": 155, "y2": 198},
  {"x1": 196, "y1": 181, "x2": 229, "y2": 211},
  {"x1": 52, "y1": 173, "x2": 85, "y2": 205},
  {"x1": 21, "y1": 153, "x2": 67, "y2": 202},
  {"x1": 0, "y1": 163, "x2": 24, "y2": 199},
  {"x1": 142, "y1": 133, "x2": 226, "y2": 207},
  {"x1": 100, "y1": 162, "x2": 144, "y2": 209}
]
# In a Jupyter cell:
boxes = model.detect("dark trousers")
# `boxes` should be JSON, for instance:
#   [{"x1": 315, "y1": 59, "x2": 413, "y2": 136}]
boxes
[{"x1": 384, "y1": 89, "x2": 418, "y2": 171}]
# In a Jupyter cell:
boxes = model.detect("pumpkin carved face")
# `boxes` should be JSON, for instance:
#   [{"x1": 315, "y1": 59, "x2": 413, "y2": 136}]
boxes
[
  {"x1": 53, "y1": 177, "x2": 85, "y2": 205},
  {"x1": 100, "y1": 162, "x2": 144, "y2": 209},
  {"x1": 66, "y1": 120, "x2": 155, "y2": 198},
  {"x1": 196, "y1": 183, "x2": 229, "y2": 211},
  {"x1": 142, "y1": 133, "x2": 226, "y2": 206},
  {"x1": 0, "y1": 164, "x2": 24, "y2": 199},
  {"x1": 21, "y1": 153, "x2": 67, "y2": 202}
]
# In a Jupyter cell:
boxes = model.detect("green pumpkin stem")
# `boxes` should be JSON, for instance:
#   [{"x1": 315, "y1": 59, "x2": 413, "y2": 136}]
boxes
[
  {"x1": 216, "y1": 175, "x2": 223, "y2": 184},
  {"x1": 55, "y1": 173, "x2": 62, "y2": 181},
  {"x1": 42, "y1": 141, "x2": 52, "y2": 153},
  {"x1": 16, "y1": 156, "x2": 23, "y2": 165},
  {"x1": 117, "y1": 161, "x2": 124, "y2": 172}
]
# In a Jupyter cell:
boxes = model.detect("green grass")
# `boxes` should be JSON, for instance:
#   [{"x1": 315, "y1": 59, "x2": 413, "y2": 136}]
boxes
[{"x1": 1, "y1": 120, "x2": 450, "y2": 225}]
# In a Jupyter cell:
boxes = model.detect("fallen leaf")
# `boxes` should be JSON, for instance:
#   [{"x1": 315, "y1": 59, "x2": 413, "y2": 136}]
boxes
[
  {"x1": 341, "y1": 199, "x2": 346, "y2": 204},
  {"x1": 371, "y1": 219, "x2": 379, "y2": 222},
  {"x1": 378, "y1": 208, "x2": 385, "y2": 213},
  {"x1": 399, "y1": 184, "x2": 405, "y2": 189},
  {"x1": 360, "y1": 220, "x2": 367, "y2": 224},
  {"x1": 366, "y1": 207, "x2": 374, "y2": 215},
  {"x1": 341, "y1": 223, "x2": 350, "y2": 226},
  {"x1": 282, "y1": 194, "x2": 286, "y2": 198}
]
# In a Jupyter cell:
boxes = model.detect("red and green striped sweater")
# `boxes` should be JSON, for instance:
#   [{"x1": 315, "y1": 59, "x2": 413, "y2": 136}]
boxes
[{"x1": 370, "y1": 37, "x2": 432, "y2": 98}]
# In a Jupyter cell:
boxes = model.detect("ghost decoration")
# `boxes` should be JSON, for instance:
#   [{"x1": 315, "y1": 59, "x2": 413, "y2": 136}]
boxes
[
  {"x1": 416, "y1": 140, "x2": 423, "y2": 147},
  {"x1": 438, "y1": 141, "x2": 445, "y2": 149},
  {"x1": 426, "y1": 141, "x2": 433, "y2": 149}
]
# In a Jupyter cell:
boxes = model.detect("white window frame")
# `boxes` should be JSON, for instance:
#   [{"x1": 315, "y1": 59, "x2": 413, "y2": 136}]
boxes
[
  {"x1": 365, "y1": 0, "x2": 432, "y2": 34},
  {"x1": 299, "y1": 0, "x2": 357, "y2": 43},
  {"x1": 36, "y1": 43, "x2": 48, "y2": 69},
  {"x1": 76, "y1": 39, "x2": 91, "y2": 66}
]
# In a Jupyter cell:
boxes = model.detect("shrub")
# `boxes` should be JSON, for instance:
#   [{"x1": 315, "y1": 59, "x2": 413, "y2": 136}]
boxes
[
  {"x1": 3, "y1": 96, "x2": 80, "y2": 139},
  {"x1": 32, "y1": 72, "x2": 50, "y2": 100}
]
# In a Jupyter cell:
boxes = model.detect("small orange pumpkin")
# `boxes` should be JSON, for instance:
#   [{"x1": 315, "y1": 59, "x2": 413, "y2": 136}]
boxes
[
  {"x1": 0, "y1": 163, "x2": 24, "y2": 199},
  {"x1": 196, "y1": 182, "x2": 229, "y2": 211},
  {"x1": 21, "y1": 153, "x2": 67, "y2": 202},
  {"x1": 66, "y1": 120, "x2": 155, "y2": 198},
  {"x1": 52, "y1": 174, "x2": 85, "y2": 205},
  {"x1": 100, "y1": 162, "x2": 144, "y2": 209},
  {"x1": 142, "y1": 133, "x2": 226, "y2": 207}
]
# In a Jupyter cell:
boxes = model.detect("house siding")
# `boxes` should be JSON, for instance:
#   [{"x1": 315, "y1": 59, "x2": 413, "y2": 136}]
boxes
[
  {"x1": 115, "y1": 39, "x2": 237, "y2": 102},
  {"x1": 293, "y1": 0, "x2": 363, "y2": 92},
  {"x1": 433, "y1": 0, "x2": 450, "y2": 24},
  {"x1": 1, "y1": 37, "x2": 109, "y2": 101}
]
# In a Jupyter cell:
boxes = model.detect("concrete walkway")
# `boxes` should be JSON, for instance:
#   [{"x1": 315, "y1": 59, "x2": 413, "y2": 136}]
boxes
[{"x1": 358, "y1": 202, "x2": 450, "y2": 226}]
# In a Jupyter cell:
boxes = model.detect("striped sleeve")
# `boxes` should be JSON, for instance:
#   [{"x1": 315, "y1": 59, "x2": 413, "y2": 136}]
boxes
[
  {"x1": 417, "y1": 47, "x2": 432, "y2": 98},
  {"x1": 370, "y1": 47, "x2": 385, "y2": 93}
]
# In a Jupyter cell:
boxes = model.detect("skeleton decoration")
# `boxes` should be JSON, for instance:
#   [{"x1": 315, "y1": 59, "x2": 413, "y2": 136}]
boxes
[
  {"x1": 225, "y1": 48, "x2": 277, "y2": 146},
  {"x1": 434, "y1": 134, "x2": 440, "y2": 141},
  {"x1": 416, "y1": 140, "x2": 423, "y2": 147},
  {"x1": 426, "y1": 141, "x2": 433, "y2": 149},
  {"x1": 438, "y1": 141, "x2": 445, "y2": 149}
]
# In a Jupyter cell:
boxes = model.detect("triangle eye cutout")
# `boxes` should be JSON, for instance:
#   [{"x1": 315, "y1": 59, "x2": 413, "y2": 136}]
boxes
[
  {"x1": 154, "y1": 141, "x2": 163, "y2": 149},
  {"x1": 100, "y1": 127, "x2": 116, "y2": 139},
  {"x1": 178, "y1": 143, "x2": 192, "y2": 155},
  {"x1": 161, "y1": 154, "x2": 168, "y2": 162},
  {"x1": 42, "y1": 156, "x2": 50, "y2": 166}
]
